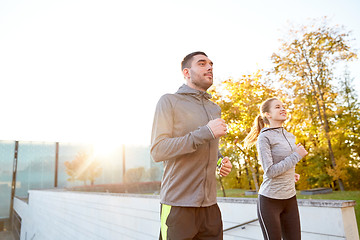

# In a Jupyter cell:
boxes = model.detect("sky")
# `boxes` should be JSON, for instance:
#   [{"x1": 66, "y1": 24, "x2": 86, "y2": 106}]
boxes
[{"x1": 0, "y1": 0, "x2": 359, "y2": 146}]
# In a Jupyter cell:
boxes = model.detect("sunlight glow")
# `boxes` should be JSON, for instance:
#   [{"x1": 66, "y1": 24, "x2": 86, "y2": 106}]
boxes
[
  {"x1": 0, "y1": 0, "x2": 359, "y2": 144},
  {"x1": 92, "y1": 140, "x2": 122, "y2": 158}
]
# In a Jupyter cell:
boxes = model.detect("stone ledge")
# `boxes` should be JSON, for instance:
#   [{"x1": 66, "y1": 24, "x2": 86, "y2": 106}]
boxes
[
  {"x1": 245, "y1": 190, "x2": 258, "y2": 196},
  {"x1": 29, "y1": 189, "x2": 356, "y2": 208},
  {"x1": 297, "y1": 199, "x2": 356, "y2": 208},
  {"x1": 300, "y1": 188, "x2": 333, "y2": 195}
]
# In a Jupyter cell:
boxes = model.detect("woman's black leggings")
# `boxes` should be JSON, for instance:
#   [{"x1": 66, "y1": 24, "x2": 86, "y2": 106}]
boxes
[{"x1": 257, "y1": 195, "x2": 301, "y2": 240}]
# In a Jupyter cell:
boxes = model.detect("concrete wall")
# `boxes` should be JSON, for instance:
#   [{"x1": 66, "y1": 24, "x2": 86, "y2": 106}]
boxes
[
  {"x1": 15, "y1": 190, "x2": 160, "y2": 240},
  {"x1": 14, "y1": 190, "x2": 359, "y2": 240},
  {"x1": 219, "y1": 197, "x2": 359, "y2": 240}
]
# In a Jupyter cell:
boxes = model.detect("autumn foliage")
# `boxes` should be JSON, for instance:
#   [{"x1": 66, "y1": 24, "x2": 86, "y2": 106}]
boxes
[
  {"x1": 64, "y1": 151, "x2": 102, "y2": 185},
  {"x1": 211, "y1": 18, "x2": 359, "y2": 191}
]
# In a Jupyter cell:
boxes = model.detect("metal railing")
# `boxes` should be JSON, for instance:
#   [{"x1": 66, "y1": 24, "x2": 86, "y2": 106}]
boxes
[{"x1": 223, "y1": 218, "x2": 258, "y2": 232}]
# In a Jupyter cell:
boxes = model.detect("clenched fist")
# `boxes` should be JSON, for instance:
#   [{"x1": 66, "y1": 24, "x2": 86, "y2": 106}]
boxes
[
  {"x1": 295, "y1": 144, "x2": 308, "y2": 158},
  {"x1": 207, "y1": 118, "x2": 227, "y2": 138},
  {"x1": 219, "y1": 157, "x2": 232, "y2": 177}
]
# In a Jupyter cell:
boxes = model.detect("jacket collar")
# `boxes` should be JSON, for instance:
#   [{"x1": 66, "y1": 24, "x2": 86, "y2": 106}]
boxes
[
  {"x1": 260, "y1": 127, "x2": 283, "y2": 133},
  {"x1": 176, "y1": 84, "x2": 212, "y2": 100}
]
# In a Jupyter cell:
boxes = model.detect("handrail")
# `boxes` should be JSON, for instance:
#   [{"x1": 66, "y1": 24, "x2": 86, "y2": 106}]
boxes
[{"x1": 223, "y1": 218, "x2": 258, "y2": 232}]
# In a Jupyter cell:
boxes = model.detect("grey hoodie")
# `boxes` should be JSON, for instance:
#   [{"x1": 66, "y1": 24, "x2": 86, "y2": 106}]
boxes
[
  {"x1": 257, "y1": 127, "x2": 303, "y2": 199},
  {"x1": 150, "y1": 84, "x2": 221, "y2": 207}
]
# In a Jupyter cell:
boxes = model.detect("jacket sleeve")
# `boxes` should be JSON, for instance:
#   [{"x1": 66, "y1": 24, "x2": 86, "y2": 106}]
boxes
[
  {"x1": 257, "y1": 134, "x2": 302, "y2": 179},
  {"x1": 150, "y1": 95, "x2": 214, "y2": 162}
]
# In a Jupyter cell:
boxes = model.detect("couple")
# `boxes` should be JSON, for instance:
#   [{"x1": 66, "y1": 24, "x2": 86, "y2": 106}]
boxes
[{"x1": 150, "y1": 51, "x2": 308, "y2": 240}]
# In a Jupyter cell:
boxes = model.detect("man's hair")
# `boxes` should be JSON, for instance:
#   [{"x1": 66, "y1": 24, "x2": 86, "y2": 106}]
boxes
[{"x1": 181, "y1": 51, "x2": 208, "y2": 71}]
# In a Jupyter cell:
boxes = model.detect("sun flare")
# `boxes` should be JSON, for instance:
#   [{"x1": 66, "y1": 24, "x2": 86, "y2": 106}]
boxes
[{"x1": 92, "y1": 140, "x2": 123, "y2": 158}]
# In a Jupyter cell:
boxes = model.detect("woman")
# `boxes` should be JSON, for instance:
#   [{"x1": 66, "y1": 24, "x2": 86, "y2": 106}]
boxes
[{"x1": 244, "y1": 97, "x2": 308, "y2": 240}]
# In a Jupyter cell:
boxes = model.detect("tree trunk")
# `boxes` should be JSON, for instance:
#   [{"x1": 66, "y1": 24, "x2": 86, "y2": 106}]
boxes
[
  {"x1": 247, "y1": 159, "x2": 259, "y2": 192},
  {"x1": 305, "y1": 65, "x2": 345, "y2": 191},
  {"x1": 243, "y1": 161, "x2": 252, "y2": 190},
  {"x1": 321, "y1": 107, "x2": 345, "y2": 191},
  {"x1": 237, "y1": 145, "x2": 259, "y2": 191},
  {"x1": 254, "y1": 152, "x2": 260, "y2": 185},
  {"x1": 316, "y1": 79, "x2": 345, "y2": 191},
  {"x1": 218, "y1": 177, "x2": 226, "y2": 197}
]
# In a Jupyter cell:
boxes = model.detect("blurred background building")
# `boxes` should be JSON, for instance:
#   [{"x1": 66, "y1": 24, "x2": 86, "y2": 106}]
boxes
[{"x1": 0, "y1": 140, "x2": 162, "y2": 239}]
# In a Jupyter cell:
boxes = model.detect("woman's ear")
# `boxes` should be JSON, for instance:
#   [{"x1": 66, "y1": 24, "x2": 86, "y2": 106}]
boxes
[{"x1": 265, "y1": 112, "x2": 271, "y2": 119}]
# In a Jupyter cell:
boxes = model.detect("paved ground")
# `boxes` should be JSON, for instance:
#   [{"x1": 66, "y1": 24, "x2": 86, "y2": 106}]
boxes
[{"x1": 0, "y1": 231, "x2": 15, "y2": 240}]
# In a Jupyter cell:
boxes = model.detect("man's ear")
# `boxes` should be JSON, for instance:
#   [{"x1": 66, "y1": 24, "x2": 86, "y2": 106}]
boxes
[{"x1": 182, "y1": 68, "x2": 190, "y2": 79}]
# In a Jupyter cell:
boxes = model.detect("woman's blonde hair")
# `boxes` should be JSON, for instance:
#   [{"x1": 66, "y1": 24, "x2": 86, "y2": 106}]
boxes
[{"x1": 243, "y1": 97, "x2": 279, "y2": 149}]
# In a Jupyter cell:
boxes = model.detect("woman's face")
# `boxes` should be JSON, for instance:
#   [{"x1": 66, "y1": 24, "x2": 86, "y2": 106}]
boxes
[{"x1": 266, "y1": 99, "x2": 287, "y2": 122}]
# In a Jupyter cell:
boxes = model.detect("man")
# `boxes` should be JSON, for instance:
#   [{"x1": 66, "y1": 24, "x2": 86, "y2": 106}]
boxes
[{"x1": 150, "y1": 51, "x2": 232, "y2": 240}]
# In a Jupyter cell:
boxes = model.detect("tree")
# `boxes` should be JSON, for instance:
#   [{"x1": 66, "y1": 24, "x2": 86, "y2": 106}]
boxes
[
  {"x1": 64, "y1": 151, "x2": 102, "y2": 185},
  {"x1": 124, "y1": 167, "x2": 145, "y2": 183},
  {"x1": 144, "y1": 167, "x2": 161, "y2": 181},
  {"x1": 337, "y1": 68, "x2": 360, "y2": 159},
  {"x1": 331, "y1": 68, "x2": 360, "y2": 189},
  {"x1": 210, "y1": 71, "x2": 282, "y2": 192},
  {"x1": 271, "y1": 17, "x2": 357, "y2": 190}
]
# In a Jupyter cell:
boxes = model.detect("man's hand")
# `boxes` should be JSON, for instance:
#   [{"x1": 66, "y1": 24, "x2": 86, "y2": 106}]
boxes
[
  {"x1": 207, "y1": 118, "x2": 227, "y2": 138},
  {"x1": 219, "y1": 157, "x2": 232, "y2": 177},
  {"x1": 294, "y1": 173, "x2": 300, "y2": 182}
]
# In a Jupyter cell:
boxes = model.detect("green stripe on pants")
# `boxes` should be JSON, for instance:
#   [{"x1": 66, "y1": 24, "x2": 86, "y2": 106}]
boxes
[{"x1": 161, "y1": 204, "x2": 172, "y2": 240}]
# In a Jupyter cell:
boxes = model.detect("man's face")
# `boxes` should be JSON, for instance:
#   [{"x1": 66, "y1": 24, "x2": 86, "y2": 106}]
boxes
[{"x1": 186, "y1": 55, "x2": 213, "y2": 91}]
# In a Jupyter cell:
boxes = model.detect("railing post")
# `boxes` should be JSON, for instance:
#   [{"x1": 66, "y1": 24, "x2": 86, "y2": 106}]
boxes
[
  {"x1": 9, "y1": 141, "x2": 19, "y2": 229},
  {"x1": 54, "y1": 142, "x2": 59, "y2": 188},
  {"x1": 122, "y1": 144, "x2": 126, "y2": 182}
]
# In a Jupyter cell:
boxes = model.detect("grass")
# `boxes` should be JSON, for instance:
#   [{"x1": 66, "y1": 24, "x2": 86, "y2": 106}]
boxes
[{"x1": 217, "y1": 189, "x2": 360, "y2": 235}]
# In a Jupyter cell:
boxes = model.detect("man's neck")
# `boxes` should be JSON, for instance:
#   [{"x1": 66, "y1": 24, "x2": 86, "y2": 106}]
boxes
[{"x1": 186, "y1": 82, "x2": 207, "y2": 92}]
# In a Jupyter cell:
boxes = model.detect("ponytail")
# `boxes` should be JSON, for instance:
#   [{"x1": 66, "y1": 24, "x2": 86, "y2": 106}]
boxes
[
  {"x1": 243, "y1": 97, "x2": 278, "y2": 149},
  {"x1": 244, "y1": 114, "x2": 265, "y2": 149}
]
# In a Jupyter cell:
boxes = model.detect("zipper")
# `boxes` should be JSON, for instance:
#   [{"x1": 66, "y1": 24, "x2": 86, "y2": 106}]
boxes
[
  {"x1": 281, "y1": 128, "x2": 293, "y2": 151},
  {"x1": 201, "y1": 97, "x2": 212, "y2": 206},
  {"x1": 201, "y1": 95, "x2": 213, "y2": 120}
]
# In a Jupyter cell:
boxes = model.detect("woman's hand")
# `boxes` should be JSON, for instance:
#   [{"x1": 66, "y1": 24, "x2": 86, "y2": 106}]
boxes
[{"x1": 295, "y1": 143, "x2": 308, "y2": 158}]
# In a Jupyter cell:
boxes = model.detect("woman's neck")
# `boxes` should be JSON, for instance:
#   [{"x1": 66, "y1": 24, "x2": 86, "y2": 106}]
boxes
[{"x1": 269, "y1": 120, "x2": 283, "y2": 128}]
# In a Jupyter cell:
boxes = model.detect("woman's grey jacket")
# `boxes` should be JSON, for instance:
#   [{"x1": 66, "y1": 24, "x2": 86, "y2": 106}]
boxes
[{"x1": 257, "y1": 127, "x2": 303, "y2": 199}]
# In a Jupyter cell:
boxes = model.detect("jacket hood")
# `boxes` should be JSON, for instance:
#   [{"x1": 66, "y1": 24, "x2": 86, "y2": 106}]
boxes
[{"x1": 176, "y1": 84, "x2": 212, "y2": 100}]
